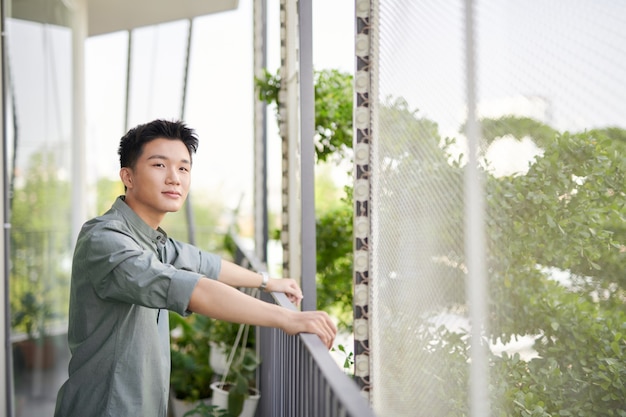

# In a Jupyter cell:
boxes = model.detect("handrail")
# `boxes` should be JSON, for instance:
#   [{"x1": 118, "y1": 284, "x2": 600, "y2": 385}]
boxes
[{"x1": 227, "y1": 232, "x2": 377, "y2": 417}]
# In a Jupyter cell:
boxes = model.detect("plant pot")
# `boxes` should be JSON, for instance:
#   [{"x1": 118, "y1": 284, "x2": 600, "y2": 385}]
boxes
[
  {"x1": 209, "y1": 342, "x2": 228, "y2": 375},
  {"x1": 14, "y1": 338, "x2": 56, "y2": 370},
  {"x1": 169, "y1": 393, "x2": 211, "y2": 417},
  {"x1": 210, "y1": 381, "x2": 260, "y2": 417}
]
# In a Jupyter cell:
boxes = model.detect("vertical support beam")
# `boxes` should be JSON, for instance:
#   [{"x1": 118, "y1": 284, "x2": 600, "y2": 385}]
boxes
[
  {"x1": 71, "y1": 0, "x2": 88, "y2": 242},
  {"x1": 253, "y1": 0, "x2": 268, "y2": 263},
  {"x1": 0, "y1": 1, "x2": 11, "y2": 415},
  {"x1": 123, "y1": 30, "x2": 132, "y2": 131},
  {"x1": 298, "y1": 0, "x2": 316, "y2": 311},
  {"x1": 463, "y1": 1, "x2": 489, "y2": 416},
  {"x1": 279, "y1": 0, "x2": 301, "y2": 282},
  {"x1": 181, "y1": 19, "x2": 196, "y2": 245},
  {"x1": 353, "y1": 0, "x2": 373, "y2": 400}
]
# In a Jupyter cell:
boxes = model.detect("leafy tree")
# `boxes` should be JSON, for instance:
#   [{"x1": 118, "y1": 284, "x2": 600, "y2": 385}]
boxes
[
  {"x1": 256, "y1": 68, "x2": 353, "y2": 163},
  {"x1": 442, "y1": 123, "x2": 626, "y2": 416},
  {"x1": 463, "y1": 115, "x2": 558, "y2": 148},
  {"x1": 95, "y1": 177, "x2": 124, "y2": 215},
  {"x1": 10, "y1": 151, "x2": 72, "y2": 337},
  {"x1": 261, "y1": 65, "x2": 626, "y2": 415}
]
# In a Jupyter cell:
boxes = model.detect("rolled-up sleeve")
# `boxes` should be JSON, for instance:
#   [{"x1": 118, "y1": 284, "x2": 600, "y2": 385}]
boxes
[
  {"x1": 76, "y1": 221, "x2": 219, "y2": 316},
  {"x1": 163, "y1": 238, "x2": 222, "y2": 280},
  {"x1": 166, "y1": 269, "x2": 203, "y2": 315}
]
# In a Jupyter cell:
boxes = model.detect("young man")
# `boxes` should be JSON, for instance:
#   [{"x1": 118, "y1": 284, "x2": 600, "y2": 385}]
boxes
[{"x1": 54, "y1": 119, "x2": 337, "y2": 417}]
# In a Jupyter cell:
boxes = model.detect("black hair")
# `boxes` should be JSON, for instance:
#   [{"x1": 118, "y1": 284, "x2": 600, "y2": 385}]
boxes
[{"x1": 118, "y1": 119, "x2": 199, "y2": 169}]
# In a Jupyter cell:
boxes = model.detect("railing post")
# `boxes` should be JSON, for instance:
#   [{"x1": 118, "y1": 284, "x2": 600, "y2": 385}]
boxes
[{"x1": 298, "y1": 0, "x2": 317, "y2": 311}]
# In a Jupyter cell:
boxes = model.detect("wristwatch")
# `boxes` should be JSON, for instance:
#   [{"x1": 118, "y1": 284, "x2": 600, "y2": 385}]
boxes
[{"x1": 259, "y1": 271, "x2": 269, "y2": 291}]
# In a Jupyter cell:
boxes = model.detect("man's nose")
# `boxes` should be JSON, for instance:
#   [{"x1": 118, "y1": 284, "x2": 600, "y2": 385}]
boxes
[{"x1": 166, "y1": 168, "x2": 181, "y2": 184}]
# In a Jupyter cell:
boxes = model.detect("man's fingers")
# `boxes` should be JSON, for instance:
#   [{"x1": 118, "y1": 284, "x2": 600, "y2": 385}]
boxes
[
  {"x1": 285, "y1": 310, "x2": 337, "y2": 349},
  {"x1": 320, "y1": 315, "x2": 337, "y2": 349}
]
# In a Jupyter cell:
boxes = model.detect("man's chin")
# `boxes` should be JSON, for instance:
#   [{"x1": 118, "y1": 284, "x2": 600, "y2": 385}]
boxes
[{"x1": 164, "y1": 202, "x2": 185, "y2": 213}]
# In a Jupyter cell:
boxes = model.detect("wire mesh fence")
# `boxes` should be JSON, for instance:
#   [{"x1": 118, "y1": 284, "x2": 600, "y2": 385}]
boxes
[{"x1": 368, "y1": 1, "x2": 626, "y2": 416}]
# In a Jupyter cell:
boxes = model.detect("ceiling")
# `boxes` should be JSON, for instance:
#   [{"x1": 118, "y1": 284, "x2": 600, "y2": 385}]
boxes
[
  {"x1": 86, "y1": 0, "x2": 239, "y2": 36},
  {"x1": 9, "y1": 0, "x2": 239, "y2": 37}
]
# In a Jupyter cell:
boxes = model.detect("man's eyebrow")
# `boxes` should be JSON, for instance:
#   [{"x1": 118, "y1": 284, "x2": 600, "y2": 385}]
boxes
[{"x1": 146, "y1": 154, "x2": 191, "y2": 165}]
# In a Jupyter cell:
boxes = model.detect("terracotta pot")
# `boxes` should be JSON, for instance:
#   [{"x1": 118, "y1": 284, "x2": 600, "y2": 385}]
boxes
[{"x1": 15, "y1": 338, "x2": 56, "y2": 369}]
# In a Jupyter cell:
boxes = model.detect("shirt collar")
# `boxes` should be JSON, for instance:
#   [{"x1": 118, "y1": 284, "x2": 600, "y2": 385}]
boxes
[{"x1": 113, "y1": 196, "x2": 168, "y2": 243}]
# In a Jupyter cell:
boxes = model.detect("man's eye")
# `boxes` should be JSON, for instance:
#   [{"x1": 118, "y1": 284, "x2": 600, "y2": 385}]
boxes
[
  {"x1": 180, "y1": 167, "x2": 190, "y2": 172},
  {"x1": 153, "y1": 163, "x2": 165, "y2": 168}
]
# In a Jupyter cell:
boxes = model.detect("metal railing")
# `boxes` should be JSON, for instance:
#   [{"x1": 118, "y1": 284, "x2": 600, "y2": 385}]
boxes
[{"x1": 228, "y1": 233, "x2": 377, "y2": 417}]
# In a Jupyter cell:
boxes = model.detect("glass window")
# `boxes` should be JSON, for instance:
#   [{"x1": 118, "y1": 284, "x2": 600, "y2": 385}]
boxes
[{"x1": 6, "y1": 8, "x2": 74, "y2": 417}]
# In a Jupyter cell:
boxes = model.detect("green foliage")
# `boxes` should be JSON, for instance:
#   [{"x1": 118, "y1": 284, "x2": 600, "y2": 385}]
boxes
[
  {"x1": 263, "y1": 62, "x2": 626, "y2": 415},
  {"x1": 169, "y1": 313, "x2": 215, "y2": 401},
  {"x1": 316, "y1": 189, "x2": 353, "y2": 330},
  {"x1": 257, "y1": 68, "x2": 356, "y2": 329},
  {"x1": 95, "y1": 178, "x2": 124, "y2": 215},
  {"x1": 160, "y1": 195, "x2": 226, "y2": 253},
  {"x1": 313, "y1": 69, "x2": 354, "y2": 162},
  {"x1": 255, "y1": 68, "x2": 353, "y2": 163},
  {"x1": 422, "y1": 124, "x2": 626, "y2": 416},
  {"x1": 10, "y1": 151, "x2": 71, "y2": 339},
  {"x1": 12, "y1": 291, "x2": 55, "y2": 340},
  {"x1": 469, "y1": 115, "x2": 558, "y2": 148},
  {"x1": 184, "y1": 402, "x2": 233, "y2": 417},
  {"x1": 486, "y1": 130, "x2": 626, "y2": 339},
  {"x1": 332, "y1": 344, "x2": 354, "y2": 371},
  {"x1": 481, "y1": 128, "x2": 626, "y2": 416},
  {"x1": 211, "y1": 239, "x2": 260, "y2": 416},
  {"x1": 210, "y1": 320, "x2": 255, "y2": 352},
  {"x1": 220, "y1": 347, "x2": 260, "y2": 417},
  {"x1": 488, "y1": 287, "x2": 626, "y2": 417}
]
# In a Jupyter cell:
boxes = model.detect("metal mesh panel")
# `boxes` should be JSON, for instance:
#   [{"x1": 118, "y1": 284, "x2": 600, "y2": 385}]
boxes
[{"x1": 370, "y1": 1, "x2": 626, "y2": 416}]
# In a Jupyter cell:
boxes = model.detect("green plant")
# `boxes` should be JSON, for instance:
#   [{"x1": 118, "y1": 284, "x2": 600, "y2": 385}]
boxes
[
  {"x1": 214, "y1": 346, "x2": 261, "y2": 417},
  {"x1": 210, "y1": 318, "x2": 260, "y2": 416},
  {"x1": 332, "y1": 344, "x2": 354, "y2": 372},
  {"x1": 183, "y1": 402, "x2": 233, "y2": 417},
  {"x1": 12, "y1": 290, "x2": 55, "y2": 341},
  {"x1": 256, "y1": 68, "x2": 356, "y2": 333},
  {"x1": 169, "y1": 313, "x2": 215, "y2": 402},
  {"x1": 10, "y1": 151, "x2": 72, "y2": 340},
  {"x1": 210, "y1": 320, "x2": 255, "y2": 352}
]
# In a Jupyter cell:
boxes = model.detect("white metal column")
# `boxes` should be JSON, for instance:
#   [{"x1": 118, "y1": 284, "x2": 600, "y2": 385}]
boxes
[
  {"x1": 1, "y1": 0, "x2": 9, "y2": 414},
  {"x1": 71, "y1": 0, "x2": 88, "y2": 242},
  {"x1": 464, "y1": 1, "x2": 489, "y2": 416},
  {"x1": 253, "y1": 0, "x2": 268, "y2": 263}
]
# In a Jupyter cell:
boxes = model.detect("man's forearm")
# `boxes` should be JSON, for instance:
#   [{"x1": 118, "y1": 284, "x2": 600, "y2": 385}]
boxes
[
  {"x1": 188, "y1": 277, "x2": 287, "y2": 327},
  {"x1": 217, "y1": 260, "x2": 265, "y2": 289},
  {"x1": 193, "y1": 260, "x2": 335, "y2": 347}
]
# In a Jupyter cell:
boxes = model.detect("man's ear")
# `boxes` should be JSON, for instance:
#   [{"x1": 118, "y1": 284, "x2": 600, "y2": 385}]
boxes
[{"x1": 120, "y1": 167, "x2": 134, "y2": 189}]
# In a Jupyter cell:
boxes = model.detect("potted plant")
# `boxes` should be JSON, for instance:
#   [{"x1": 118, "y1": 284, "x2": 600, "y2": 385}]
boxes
[
  {"x1": 169, "y1": 313, "x2": 215, "y2": 417},
  {"x1": 210, "y1": 345, "x2": 261, "y2": 417},
  {"x1": 11, "y1": 290, "x2": 57, "y2": 369},
  {"x1": 209, "y1": 319, "x2": 255, "y2": 376},
  {"x1": 182, "y1": 402, "x2": 233, "y2": 417}
]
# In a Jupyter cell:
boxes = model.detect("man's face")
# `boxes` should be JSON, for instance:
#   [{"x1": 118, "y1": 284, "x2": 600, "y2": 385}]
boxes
[{"x1": 120, "y1": 138, "x2": 192, "y2": 228}]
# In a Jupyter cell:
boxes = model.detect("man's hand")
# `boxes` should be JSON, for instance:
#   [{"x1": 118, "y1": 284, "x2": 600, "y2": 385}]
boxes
[
  {"x1": 189, "y1": 278, "x2": 337, "y2": 349},
  {"x1": 282, "y1": 310, "x2": 337, "y2": 349},
  {"x1": 265, "y1": 278, "x2": 303, "y2": 306}
]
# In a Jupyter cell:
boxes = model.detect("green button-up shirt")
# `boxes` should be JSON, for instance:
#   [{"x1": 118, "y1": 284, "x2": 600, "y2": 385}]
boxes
[{"x1": 55, "y1": 196, "x2": 221, "y2": 417}]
